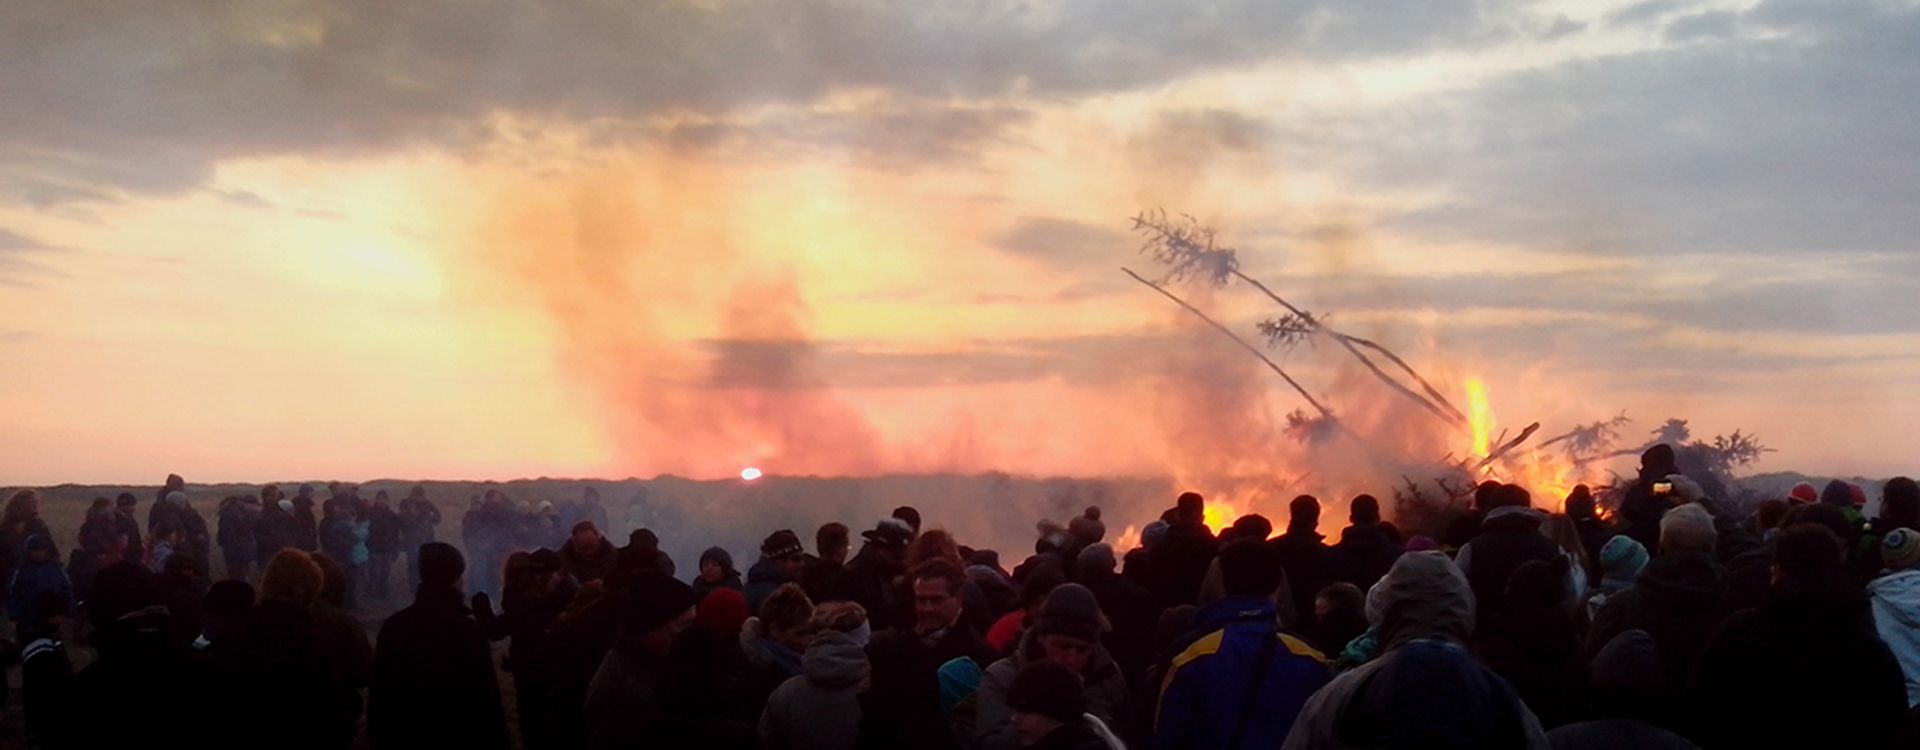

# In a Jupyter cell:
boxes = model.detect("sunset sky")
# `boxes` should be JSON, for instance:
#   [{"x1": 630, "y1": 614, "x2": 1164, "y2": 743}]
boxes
[{"x1": 4, "y1": 0, "x2": 1918, "y2": 487}]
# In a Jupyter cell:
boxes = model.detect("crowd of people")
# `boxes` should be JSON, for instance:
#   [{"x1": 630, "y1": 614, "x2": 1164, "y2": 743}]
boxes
[{"x1": 5, "y1": 445, "x2": 1920, "y2": 749}]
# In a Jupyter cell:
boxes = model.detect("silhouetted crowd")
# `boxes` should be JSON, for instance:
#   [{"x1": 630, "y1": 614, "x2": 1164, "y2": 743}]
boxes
[{"x1": 7, "y1": 443, "x2": 1920, "y2": 749}]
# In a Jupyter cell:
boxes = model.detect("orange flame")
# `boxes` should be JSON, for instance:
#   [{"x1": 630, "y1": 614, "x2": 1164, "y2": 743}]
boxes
[{"x1": 1466, "y1": 377, "x2": 1493, "y2": 460}]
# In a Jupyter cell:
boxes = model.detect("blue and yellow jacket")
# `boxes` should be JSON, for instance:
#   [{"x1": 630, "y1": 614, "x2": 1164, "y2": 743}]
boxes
[{"x1": 1154, "y1": 596, "x2": 1330, "y2": 750}]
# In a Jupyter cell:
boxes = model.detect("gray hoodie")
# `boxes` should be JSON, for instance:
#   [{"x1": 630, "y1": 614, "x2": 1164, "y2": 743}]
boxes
[{"x1": 759, "y1": 629, "x2": 869, "y2": 750}]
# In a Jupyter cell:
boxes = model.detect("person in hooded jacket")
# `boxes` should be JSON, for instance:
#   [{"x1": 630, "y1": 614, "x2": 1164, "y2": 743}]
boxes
[
  {"x1": 1585, "y1": 503, "x2": 1726, "y2": 692},
  {"x1": 1473, "y1": 556, "x2": 1587, "y2": 730},
  {"x1": 560, "y1": 521, "x2": 619, "y2": 584},
  {"x1": 1157, "y1": 540, "x2": 1329, "y2": 750},
  {"x1": 976, "y1": 583, "x2": 1128, "y2": 750},
  {"x1": 1869, "y1": 527, "x2": 1920, "y2": 709},
  {"x1": 369, "y1": 543, "x2": 509, "y2": 750},
  {"x1": 1324, "y1": 495, "x2": 1404, "y2": 594},
  {"x1": 1283, "y1": 551, "x2": 1551, "y2": 749},
  {"x1": 1696, "y1": 523, "x2": 1908, "y2": 749},
  {"x1": 1270, "y1": 495, "x2": 1329, "y2": 629},
  {"x1": 695, "y1": 545, "x2": 745, "y2": 599},
  {"x1": 760, "y1": 601, "x2": 872, "y2": 750},
  {"x1": 1455, "y1": 488, "x2": 1560, "y2": 618}
]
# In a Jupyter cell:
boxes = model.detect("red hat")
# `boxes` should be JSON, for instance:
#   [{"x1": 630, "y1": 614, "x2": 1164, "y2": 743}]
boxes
[
  {"x1": 1788, "y1": 482, "x2": 1818, "y2": 504},
  {"x1": 695, "y1": 588, "x2": 748, "y2": 635},
  {"x1": 1849, "y1": 483, "x2": 1867, "y2": 509}
]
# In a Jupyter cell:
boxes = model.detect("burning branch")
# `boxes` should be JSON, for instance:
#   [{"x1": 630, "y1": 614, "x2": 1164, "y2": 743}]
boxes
[
  {"x1": 1130, "y1": 210, "x2": 1469, "y2": 435},
  {"x1": 1475, "y1": 421, "x2": 1542, "y2": 470},
  {"x1": 1121, "y1": 267, "x2": 1337, "y2": 424}
]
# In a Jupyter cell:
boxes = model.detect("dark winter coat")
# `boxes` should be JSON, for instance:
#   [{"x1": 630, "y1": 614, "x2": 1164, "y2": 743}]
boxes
[
  {"x1": 586, "y1": 644, "x2": 698, "y2": 750},
  {"x1": 8, "y1": 560, "x2": 73, "y2": 631},
  {"x1": 292, "y1": 501, "x2": 319, "y2": 552},
  {"x1": 215, "y1": 599, "x2": 364, "y2": 748},
  {"x1": 1269, "y1": 529, "x2": 1328, "y2": 628},
  {"x1": 369, "y1": 587, "x2": 509, "y2": 750},
  {"x1": 760, "y1": 628, "x2": 869, "y2": 750},
  {"x1": 216, "y1": 501, "x2": 258, "y2": 563},
  {"x1": 367, "y1": 507, "x2": 403, "y2": 555},
  {"x1": 745, "y1": 557, "x2": 797, "y2": 615},
  {"x1": 863, "y1": 618, "x2": 999, "y2": 750},
  {"x1": 1584, "y1": 551, "x2": 1726, "y2": 688},
  {"x1": 72, "y1": 606, "x2": 198, "y2": 748},
  {"x1": 1151, "y1": 521, "x2": 1217, "y2": 607},
  {"x1": 1326, "y1": 522, "x2": 1405, "y2": 594},
  {"x1": 0, "y1": 518, "x2": 52, "y2": 599},
  {"x1": 22, "y1": 636, "x2": 74, "y2": 749},
  {"x1": 562, "y1": 537, "x2": 619, "y2": 584},
  {"x1": 978, "y1": 630, "x2": 1128, "y2": 749},
  {"x1": 113, "y1": 511, "x2": 145, "y2": 567},
  {"x1": 1695, "y1": 574, "x2": 1909, "y2": 749},
  {"x1": 1080, "y1": 568, "x2": 1158, "y2": 685},
  {"x1": 1456, "y1": 507, "x2": 1560, "y2": 616},
  {"x1": 1474, "y1": 603, "x2": 1588, "y2": 729},
  {"x1": 319, "y1": 515, "x2": 357, "y2": 564},
  {"x1": 397, "y1": 498, "x2": 440, "y2": 547},
  {"x1": 1155, "y1": 596, "x2": 1328, "y2": 750},
  {"x1": 829, "y1": 544, "x2": 901, "y2": 631},
  {"x1": 801, "y1": 556, "x2": 844, "y2": 604},
  {"x1": 254, "y1": 504, "x2": 297, "y2": 561}
]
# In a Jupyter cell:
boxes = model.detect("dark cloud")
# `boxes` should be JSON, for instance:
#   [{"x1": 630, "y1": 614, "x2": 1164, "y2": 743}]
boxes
[
  {"x1": 993, "y1": 216, "x2": 1131, "y2": 271},
  {"x1": 654, "y1": 101, "x2": 1032, "y2": 163},
  {"x1": 0, "y1": 0, "x2": 1495, "y2": 200},
  {"x1": 0, "y1": 226, "x2": 64, "y2": 286},
  {"x1": 1357, "y1": 0, "x2": 1920, "y2": 258}
]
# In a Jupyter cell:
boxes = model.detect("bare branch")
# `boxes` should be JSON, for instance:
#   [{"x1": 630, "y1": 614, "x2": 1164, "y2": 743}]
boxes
[{"x1": 1121, "y1": 267, "x2": 1337, "y2": 422}]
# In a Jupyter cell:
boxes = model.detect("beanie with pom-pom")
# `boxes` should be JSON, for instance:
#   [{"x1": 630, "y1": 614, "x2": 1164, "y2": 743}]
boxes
[{"x1": 1068, "y1": 506, "x2": 1106, "y2": 545}]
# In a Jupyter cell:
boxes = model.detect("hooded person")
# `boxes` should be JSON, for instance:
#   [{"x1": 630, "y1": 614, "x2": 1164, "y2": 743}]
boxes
[
  {"x1": 1868, "y1": 527, "x2": 1920, "y2": 708},
  {"x1": 1585, "y1": 504, "x2": 1727, "y2": 691},
  {"x1": 560, "y1": 521, "x2": 619, "y2": 584},
  {"x1": 1696, "y1": 523, "x2": 1908, "y2": 748},
  {"x1": 1003, "y1": 660, "x2": 1126, "y2": 750},
  {"x1": 693, "y1": 545, "x2": 745, "y2": 600},
  {"x1": 584, "y1": 573, "x2": 702, "y2": 749},
  {"x1": 1282, "y1": 551, "x2": 1551, "y2": 749},
  {"x1": 1157, "y1": 540, "x2": 1330, "y2": 750},
  {"x1": 1269, "y1": 495, "x2": 1329, "y2": 628},
  {"x1": 369, "y1": 543, "x2": 509, "y2": 750},
  {"x1": 1583, "y1": 535, "x2": 1650, "y2": 621},
  {"x1": 759, "y1": 601, "x2": 872, "y2": 750},
  {"x1": 976, "y1": 583, "x2": 1129, "y2": 749}
]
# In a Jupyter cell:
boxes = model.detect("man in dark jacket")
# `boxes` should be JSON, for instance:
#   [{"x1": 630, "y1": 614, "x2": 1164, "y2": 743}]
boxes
[
  {"x1": 113, "y1": 493, "x2": 145, "y2": 565},
  {"x1": 216, "y1": 496, "x2": 259, "y2": 582},
  {"x1": 1156, "y1": 540, "x2": 1328, "y2": 750},
  {"x1": 1269, "y1": 495, "x2": 1328, "y2": 629},
  {"x1": 1696, "y1": 523, "x2": 1909, "y2": 749},
  {"x1": 1325, "y1": 494, "x2": 1404, "y2": 594},
  {"x1": 1455, "y1": 502, "x2": 1559, "y2": 617},
  {"x1": 864, "y1": 559, "x2": 999, "y2": 749},
  {"x1": 802, "y1": 522, "x2": 850, "y2": 603},
  {"x1": 370, "y1": 543, "x2": 508, "y2": 750},
  {"x1": 396, "y1": 485, "x2": 440, "y2": 588},
  {"x1": 1586, "y1": 502, "x2": 1726, "y2": 691},
  {"x1": 291, "y1": 485, "x2": 320, "y2": 553},
  {"x1": 584, "y1": 573, "x2": 700, "y2": 750},
  {"x1": 745, "y1": 529, "x2": 807, "y2": 614},
  {"x1": 561, "y1": 522, "x2": 619, "y2": 585},
  {"x1": 254, "y1": 485, "x2": 297, "y2": 563},
  {"x1": 366, "y1": 495, "x2": 402, "y2": 600},
  {"x1": 827, "y1": 518, "x2": 912, "y2": 631},
  {"x1": 1150, "y1": 492, "x2": 1217, "y2": 607},
  {"x1": 1617, "y1": 444, "x2": 1681, "y2": 551}
]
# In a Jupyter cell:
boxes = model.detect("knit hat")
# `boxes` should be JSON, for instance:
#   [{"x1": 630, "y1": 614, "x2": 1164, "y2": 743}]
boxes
[
  {"x1": 1881, "y1": 528, "x2": 1920, "y2": 571},
  {"x1": 861, "y1": 518, "x2": 914, "y2": 551},
  {"x1": 1067, "y1": 507, "x2": 1106, "y2": 545},
  {"x1": 761, "y1": 529, "x2": 804, "y2": 560},
  {"x1": 1006, "y1": 659, "x2": 1087, "y2": 723},
  {"x1": 1788, "y1": 482, "x2": 1818, "y2": 504},
  {"x1": 696, "y1": 588, "x2": 749, "y2": 635},
  {"x1": 1849, "y1": 484, "x2": 1867, "y2": 509},
  {"x1": 1821, "y1": 480, "x2": 1855, "y2": 508},
  {"x1": 1140, "y1": 520, "x2": 1170, "y2": 549},
  {"x1": 1405, "y1": 535, "x2": 1439, "y2": 552},
  {"x1": 1075, "y1": 543, "x2": 1116, "y2": 575},
  {"x1": 938, "y1": 656, "x2": 984, "y2": 713},
  {"x1": 1599, "y1": 535, "x2": 1650, "y2": 582},
  {"x1": 1658, "y1": 503, "x2": 1717, "y2": 555},
  {"x1": 1032, "y1": 583, "x2": 1106, "y2": 643},
  {"x1": 417, "y1": 543, "x2": 465, "y2": 589},
  {"x1": 699, "y1": 546, "x2": 737, "y2": 576},
  {"x1": 625, "y1": 574, "x2": 699, "y2": 635}
]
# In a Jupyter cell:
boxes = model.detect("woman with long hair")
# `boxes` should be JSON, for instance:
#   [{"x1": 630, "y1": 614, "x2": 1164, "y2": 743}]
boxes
[{"x1": 0, "y1": 490, "x2": 53, "y2": 614}]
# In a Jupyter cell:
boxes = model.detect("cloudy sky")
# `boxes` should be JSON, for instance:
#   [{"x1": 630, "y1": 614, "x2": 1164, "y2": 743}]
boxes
[{"x1": 3, "y1": 0, "x2": 1917, "y2": 487}]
